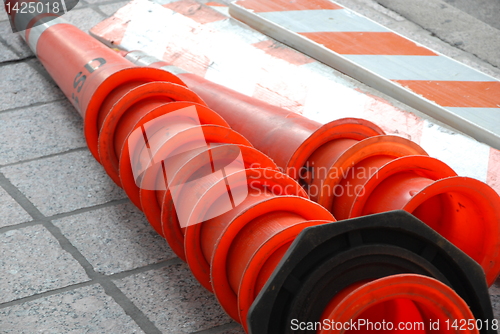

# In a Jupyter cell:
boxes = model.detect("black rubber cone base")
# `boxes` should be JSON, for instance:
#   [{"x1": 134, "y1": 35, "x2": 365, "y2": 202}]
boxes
[{"x1": 247, "y1": 210, "x2": 494, "y2": 334}]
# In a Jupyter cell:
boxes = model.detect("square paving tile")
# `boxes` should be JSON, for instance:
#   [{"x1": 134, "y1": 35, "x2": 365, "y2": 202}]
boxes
[
  {"x1": 1, "y1": 150, "x2": 126, "y2": 217},
  {"x1": 0, "y1": 41, "x2": 19, "y2": 62},
  {"x1": 0, "y1": 284, "x2": 144, "y2": 333},
  {"x1": 0, "y1": 21, "x2": 34, "y2": 59},
  {"x1": 0, "y1": 100, "x2": 86, "y2": 166},
  {"x1": 0, "y1": 186, "x2": 31, "y2": 228},
  {"x1": 0, "y1": 225, "x2": 89, "y2": 303},
  {"x1": 0, "y1": 61, "x2": 64, "y2": 112},
  {"x1": 53, "y1": 202, "x2": 175, "y2": 275},
  {"x1": 115, "y1": 262, "x2": 233, "y2": 334}
]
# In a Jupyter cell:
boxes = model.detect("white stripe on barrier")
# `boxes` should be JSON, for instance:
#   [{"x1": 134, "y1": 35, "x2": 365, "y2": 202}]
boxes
[
  {"x1": 258, "y1": 9, "x2": 389, "y2": 33},
  {"x1": 203, "y1": 18, "x2": 268, "y2": 45},
  {"x1": 342, "y1": 55, "x2": 497, "y2": 81},
  {"x1": 120, "y1": 0, "x2": 182, "y2": 59},
  {"x1": 446, "y1": 107, "x2": 500, "y2": 134},
  {"x1": 203, "y1": 51, "x2": 262, "y2": 96},
  {"x1": 419, "y1": 120, "x2": 491, "y2": 182},
  {"x1": 302, "y1": 75, "x2": 368, "y2": 123}
]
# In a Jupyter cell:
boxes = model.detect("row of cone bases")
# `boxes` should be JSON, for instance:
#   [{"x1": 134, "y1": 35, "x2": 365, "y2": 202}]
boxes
[{"x1": 8, "y1": 3, "x2": 500, "y2": 332}]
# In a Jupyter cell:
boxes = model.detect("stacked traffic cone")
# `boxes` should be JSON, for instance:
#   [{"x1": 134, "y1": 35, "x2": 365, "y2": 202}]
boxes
[
  {"x1": 7, "y1": 3, "x2": 495, "y2": 333},
  {"x1": 124, "y1": 50, "x2": 500, "y2": 286}
]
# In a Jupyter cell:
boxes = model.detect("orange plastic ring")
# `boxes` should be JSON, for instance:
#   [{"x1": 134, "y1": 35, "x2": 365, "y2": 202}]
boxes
[
  {"x1": 119, "y1": 102, "x2": 228, "y2": 209},
  {"x1": 84, "y1": 67, "x2": 186, "y2": 162},
  {"x1": 139, "y1": 125, "x2": 251, "y2": 236},
  {"x1": 98, "y1": 81, "x2": 207, "y2": 185},
  {"x1": 237, "y1": 219, "x2": 332, "y2": 331},
  {"x1": 161, "y1": 147, "x2": 278, "y2": 260},
  {"x1": 403, "y1": 177, "x2": 500, "y2": 286},
  {"x1": 318, "y1": 274, "x2": 478, "y2": 334},
  {"x1": 210, "y1": 196, "x2": 334, "y2": 321},
  {"x1": 309, "y1": 135, "x2": 427, "y2": 210},
  {"x1": 182, "y1": 168, "x2": 309, "y2": 288},
  {"x1": 286, "y1": 118, "x2": 384, "y2": 179},
  {"x1": 349, "y1": 155, "x2": 457, "y2": 219}
]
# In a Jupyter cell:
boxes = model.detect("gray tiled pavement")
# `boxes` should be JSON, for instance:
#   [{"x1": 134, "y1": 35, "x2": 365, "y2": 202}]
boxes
[
  {"x1": 0, "y1": 1, "x2": 243, "y2": 332},
  {"x1": 0, "y1": 0, "x2": 498, "y2": 333},
  {"x1": 115, "y1": 263, "x2": 234, "y2": 334},
  {"x1": 0, "y1": 42, "x2": 17, "y2": 62},
  {"x1": 53, "y1": 203, "x2": 176, "y2": 275},
  {"x1": 1, "y1": 150, "x2": 127, "y2": 216},
  {"x1": 0, "y1": 100, "x2": 86, "y2": 165},
  {"x1": 0, "y1": 186, "x2": 31, "y2": 228},
  {"x1": 0, "y1": 20, "x2": 33, "y2": 59},
  {"x1": 0, "y1": 225, "x2": 89, "y2": 304},
  {"x1": 0, "y1": 285, "x2": 145, "y2": 333},
  {"x1": 0, "y1": 61, "x2": 64, "y2": 112}
]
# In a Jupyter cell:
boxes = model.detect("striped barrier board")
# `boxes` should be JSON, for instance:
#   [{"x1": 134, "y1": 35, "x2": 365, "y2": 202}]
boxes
[
  {"x1": 229, "y1": 0, "x2": 500, "y2": 151},
  {"x1": 90, "y1": 0, "x2": 500, "y2": 196}
]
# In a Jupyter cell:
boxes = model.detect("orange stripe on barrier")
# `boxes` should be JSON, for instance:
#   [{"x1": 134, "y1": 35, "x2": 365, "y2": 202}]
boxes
[
  {"x1": 394, "y1": 80, "x2": 500, "y2": 108},
  {"x1": 252, "y1": 39, "x2": 314, "y2": 66},
  {"x1": 206, "y1": 1, "x2": 226, "y2": 6},
  {"x1": 90, "y1": 0, "x2": 142, "y2": 47},
  {"x1": 233, "y1": 0, "x2": 342, "y2": 12},
  {"x1": 300, "y1": 32, "x2": 437, "y2": 56},
  {"x1": 163, "y1": 0, "x2": 226, "y2": 24}
]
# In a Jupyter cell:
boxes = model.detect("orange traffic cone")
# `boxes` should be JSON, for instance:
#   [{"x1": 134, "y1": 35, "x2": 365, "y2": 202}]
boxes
[
  {"x1": 123, "y1": 51, "x2": 500, "y2": 285},
  {"x1": 11, "y1": 10, "x2": 495, "y2": 332}
]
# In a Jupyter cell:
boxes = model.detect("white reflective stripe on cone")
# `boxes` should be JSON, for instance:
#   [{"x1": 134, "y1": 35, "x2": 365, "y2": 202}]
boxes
[
  {"x1": 134, "y1": 55, "x2": 163, "y2": 66},
  {"x1": 124, "y1": 50, "x2": 148, "y2": 63},
  {"x1": 160, "y1": 65, "x2": 188, "y2": 75},
  {"x1": 12, "y1": 0, "x2": 56, "y2": 32},
  {"x1": 126, "y1": 51, "x2": 162, "y2": 67},
  {"x1": 125, "y1": 51, "x2": 188, "y2": 74},
  {"x1": 27, "y1": 16, "x2": 69, "y2": 53}
]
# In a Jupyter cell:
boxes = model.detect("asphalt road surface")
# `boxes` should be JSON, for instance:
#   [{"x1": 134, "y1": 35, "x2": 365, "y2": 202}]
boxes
[
  {"x1": 442, "y1": 0, "x2": 500, "y2": 30},
  {"x1": 372, "y1": 0, "x2": 500, "y2": 73}
]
